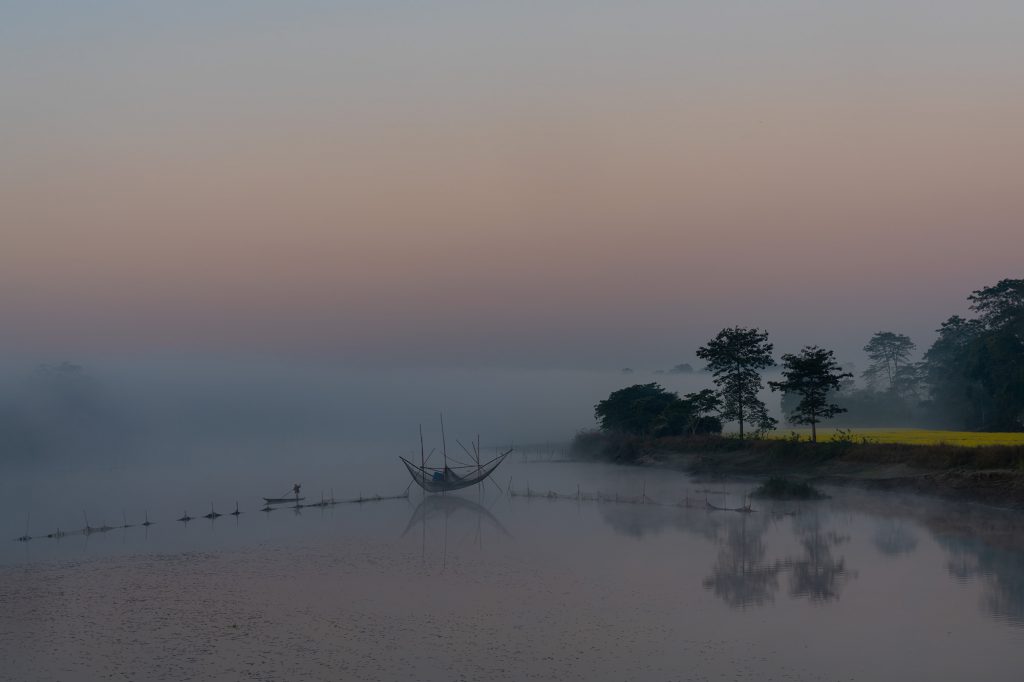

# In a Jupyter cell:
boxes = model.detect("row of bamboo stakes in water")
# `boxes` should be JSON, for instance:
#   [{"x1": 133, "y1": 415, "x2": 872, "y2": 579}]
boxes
[
  {"x1": 508, "y1": 480, "x2": 756, "y2": 512},
  {"x1": 15, "y1": 479, "x2": 762, "y2": 542},
  {"x1": 13, "y1": 490, "x2": 410, "y2": 542}
]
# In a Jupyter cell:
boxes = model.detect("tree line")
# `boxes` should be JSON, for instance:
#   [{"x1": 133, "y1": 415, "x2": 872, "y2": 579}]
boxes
[{"x1": 595, "y1": 278, "x2": 1024, "y2": 441}]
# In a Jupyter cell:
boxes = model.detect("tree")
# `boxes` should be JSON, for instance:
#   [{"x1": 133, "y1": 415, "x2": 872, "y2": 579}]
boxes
[
  {"x1": 968, "y1": 278, "x2": 1024, "y2": 335},
  {"x1": 654, "y1": 399, "x2": 696, "y2": 437},
  {"x1": 680, "y1": 389, "x2": 722, "y2": 435},
  {"x1": 862, "y1": 332, "x2": 915, "y2": 391},
  {"x1": 594, "y1": 384, "x2": 725, "y2": 438},
  {"x1": 750, "y1": 402, "x2": 779, "y2": 438},
  {"x1": 769, "y1": 347, "x2": 853, "y2": 442},
  {"x1": 594, "y1": 383, "x2": 678, "y2": 435},
  {"x1": 696, "y1": 327, "x2": 776, "y2": 439},
  {"x1": 968, "y1": 281, "x2": 1024, "y2": 429},
  {"x1": 923, "y1": 279, "x2": 1024, "y2": 430},
  {"x1": 923, "y1": 316, "x2": 986, "y2": 427},
  {"x1": 891, "y1": 362, "x2": 925, "y2": 403}
]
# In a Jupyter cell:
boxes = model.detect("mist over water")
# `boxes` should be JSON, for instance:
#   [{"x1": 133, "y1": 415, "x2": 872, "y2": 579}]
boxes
[
  {"x1": 3, "y1": 360, "x2": 1024, "y2": 680},
  {"x1": 2, "y1": 359, "x2": 720, "y2": 452},
  {"x1": 5, "y1": 457, "x2": 1024, "y2": 681},
  {"x1": 0, "y1": 360, "x2": 715, "y2": 538}
]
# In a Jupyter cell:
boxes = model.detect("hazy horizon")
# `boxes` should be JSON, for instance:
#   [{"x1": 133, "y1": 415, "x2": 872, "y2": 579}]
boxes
[{"x1": 2, "y1": 1, "x2": 1022, "y2": 369}]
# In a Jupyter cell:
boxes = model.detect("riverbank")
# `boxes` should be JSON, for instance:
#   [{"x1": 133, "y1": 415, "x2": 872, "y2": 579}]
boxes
[{"x1": 574, "y1": 431, "x2": 1024, "y2": 509}]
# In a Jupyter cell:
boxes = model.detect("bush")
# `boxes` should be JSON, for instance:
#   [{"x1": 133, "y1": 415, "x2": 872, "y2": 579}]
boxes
[
  {"x1": 569, "y1": 429, "x2": 645, "y2": 462},
  {"x1": 751, "y1": 477, "x2": 828, "y2": 500},
  {"x1": 692, "y1": 415, "x2": 723, "y2": 435},
  {"x1": 570, "y1": 429, "x2": 608, "y2": 458}
]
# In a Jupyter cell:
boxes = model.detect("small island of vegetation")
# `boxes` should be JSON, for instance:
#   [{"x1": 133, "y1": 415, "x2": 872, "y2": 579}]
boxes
[
  {"x1": 573, "y1": 279, "x2": 1024, "y2": 508},
  {"x1": 750, "y1": 477, "x2": 828, "y2": 500}
]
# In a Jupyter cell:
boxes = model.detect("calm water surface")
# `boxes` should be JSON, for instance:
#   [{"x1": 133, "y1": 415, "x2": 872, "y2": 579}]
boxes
[{"x1": 2, "y1": 452, "x2": 1023, "y2": 681}]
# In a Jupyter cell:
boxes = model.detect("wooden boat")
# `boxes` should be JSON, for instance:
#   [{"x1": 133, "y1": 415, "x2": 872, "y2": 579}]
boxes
[
  {"x1": 265, "y1": 482, "x2": 304, "y2": 505},
  {"x1": 400, "y1": 448, "x2": 510, "y2": 493},
  {"x1": 401, "y1": 423, "x2": 511, "y2": 494}
]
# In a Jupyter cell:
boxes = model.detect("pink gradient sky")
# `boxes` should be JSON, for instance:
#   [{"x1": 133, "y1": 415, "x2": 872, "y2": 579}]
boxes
[{"x1": 2, "y1": 2, "x2": 1022, "y2": 368}]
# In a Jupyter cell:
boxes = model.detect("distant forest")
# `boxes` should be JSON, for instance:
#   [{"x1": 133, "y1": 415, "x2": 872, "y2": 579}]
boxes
[{"x1": 597, "y1": 278, "x2": 1024, "y2": 437}]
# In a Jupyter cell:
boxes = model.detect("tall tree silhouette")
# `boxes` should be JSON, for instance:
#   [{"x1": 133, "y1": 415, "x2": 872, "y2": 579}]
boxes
[
  {"x1": 769, "y1": 346, "x2": 853, "y2": 442},
  {"x1": 862, "y1": 332, "x2": 915, "y2": 390},
  {"x1": 697, "y1": 327, "x2": 775, "y2": 439},
  {"x1": 924, "y1": 279, "x2": 1024, "y2": 430}
]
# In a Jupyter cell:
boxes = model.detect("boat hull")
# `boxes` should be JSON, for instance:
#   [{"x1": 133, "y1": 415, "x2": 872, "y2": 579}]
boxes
[{"x1": 400, "y1": 451, "x2": 509, "y2": 494}]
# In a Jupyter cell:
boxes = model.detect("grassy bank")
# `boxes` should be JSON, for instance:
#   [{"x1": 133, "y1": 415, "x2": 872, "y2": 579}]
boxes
[
  {"x1": 571, "y1": 429, "x2": 1024, "y2": 509},
  {"x1": 766, "y1": 428, "x2": 1024, "y2": 447}
]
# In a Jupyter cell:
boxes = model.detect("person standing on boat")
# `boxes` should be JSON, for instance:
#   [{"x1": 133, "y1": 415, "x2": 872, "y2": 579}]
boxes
[{"x1": 293, "y1": 483, "x2": 301, "y2": 498}]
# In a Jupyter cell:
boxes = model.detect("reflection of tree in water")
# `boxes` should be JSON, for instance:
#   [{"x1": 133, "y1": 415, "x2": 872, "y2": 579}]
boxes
[
  {"x1": 598, "y1": 486, "x2": 1024, "y2": 623},
  {"x1": 788, "y1": 513, "x2": 852, "y2": 602},
  {"x1": 918, "y1": 503, "x2": 1024, "y2": 624},
  {"x1": 938, "y1": 535, "x2": 1024, "y2": 624},
  {"x1": 702, "y1": 514, "x2": 780, "y2": 607},
  {"x1": 873, "y1": 519, "x2": 919, "y2": 556},
  {"x1": 599, "y1": 503, "x2": 726, "y2": 541},
  {"x1": 701, "y1": 511, "x2": 855, "y2": 608},
  {"x1": 598, "y1": 504, "x2": 780, "y2": 606},
  {"x1": 597, "y1": 503, "x2": 857, "y2": 608}
]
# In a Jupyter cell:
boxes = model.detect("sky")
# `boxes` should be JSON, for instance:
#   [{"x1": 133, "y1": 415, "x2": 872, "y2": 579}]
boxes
[{"x1": 2, "y1": 1, "x2": 1022, "y2": 370}]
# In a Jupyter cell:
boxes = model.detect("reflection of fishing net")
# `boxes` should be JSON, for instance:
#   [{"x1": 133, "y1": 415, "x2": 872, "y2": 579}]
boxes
[{"x1": 401, "y1": 494, "x2": 513, "y2": 539}]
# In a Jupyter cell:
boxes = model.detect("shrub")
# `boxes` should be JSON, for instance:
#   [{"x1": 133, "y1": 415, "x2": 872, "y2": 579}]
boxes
[
  {"x1": 570, "y1": 429, "x2": 608, "y2": 458},
  {"x1": 751, "y1": 477, "x2": 828, "y2": 500}
]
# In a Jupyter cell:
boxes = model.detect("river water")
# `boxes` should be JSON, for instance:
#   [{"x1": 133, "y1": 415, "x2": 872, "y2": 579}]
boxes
[{"x1": 2, "y1": 451, "x2": 1023, "y2": 681}]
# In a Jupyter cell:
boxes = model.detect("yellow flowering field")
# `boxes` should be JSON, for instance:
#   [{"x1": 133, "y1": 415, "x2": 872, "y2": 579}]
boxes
[{"x1": 770, "y1": 428, "x2": 1024, "y2": 447}]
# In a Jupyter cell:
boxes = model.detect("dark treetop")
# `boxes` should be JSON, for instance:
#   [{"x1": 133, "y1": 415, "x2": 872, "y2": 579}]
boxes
[
  {"x1": 696, "y1": 326, "x2": 776, "y2": 439},
  {"x1": 769, "y1": 346, "x2": 854, "y2": 442}
]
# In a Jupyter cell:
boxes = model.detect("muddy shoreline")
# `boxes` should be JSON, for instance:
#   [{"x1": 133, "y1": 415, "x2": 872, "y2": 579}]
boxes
[{"x1": 630, "y1": 447, "x2": 1024, "y2": 510}]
